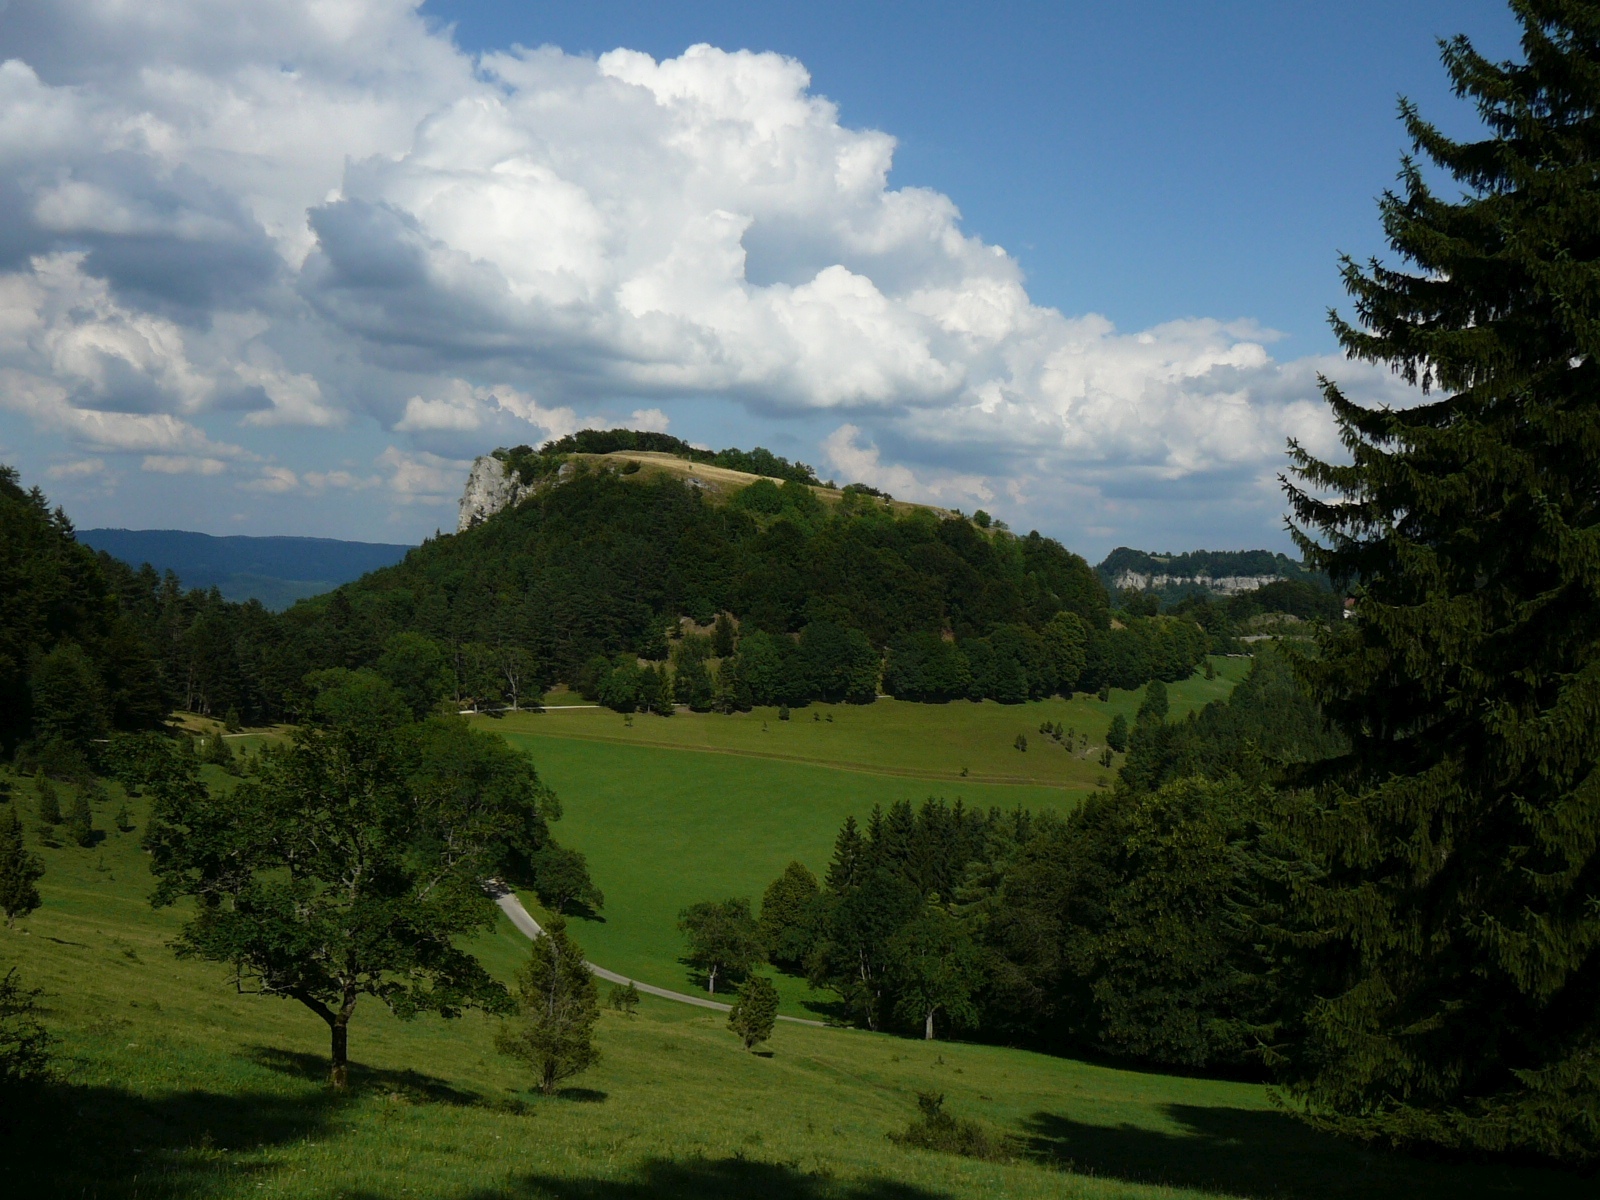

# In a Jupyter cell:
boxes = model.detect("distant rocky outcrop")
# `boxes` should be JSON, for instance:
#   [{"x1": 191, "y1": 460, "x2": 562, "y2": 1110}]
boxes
[
  {"x1": 1096, "y1": 547, "x2": 1326, "y2": 599},
  {"x1": 1109, "y1": 569, "x2": 1283, "y2": 596},
  {"x1": 458, "y1": 456, "x2": 519, "y2": 532}
]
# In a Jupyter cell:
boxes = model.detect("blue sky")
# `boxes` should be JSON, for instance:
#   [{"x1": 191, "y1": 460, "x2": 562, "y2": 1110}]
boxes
[
  {"x1": 0, "y1": 0, "x2": 1521, "y2": 557},
  {"x1": 427, "y1": 0, "x2": 1518, "y2": 350}
]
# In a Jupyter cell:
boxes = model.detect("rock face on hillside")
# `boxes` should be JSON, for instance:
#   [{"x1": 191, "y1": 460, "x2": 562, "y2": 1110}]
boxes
[
  {"x1": 458, "y1": 456, "x2": 524, "y2": 532},
  {"x1": 1110, "y1": 569, "x2": 1282, "y2": 596}
]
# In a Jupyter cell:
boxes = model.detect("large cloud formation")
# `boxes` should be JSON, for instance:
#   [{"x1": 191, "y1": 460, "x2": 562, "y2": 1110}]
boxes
[{"x1": 0, "y1": 0, "x2": 1401, "y2": 544}]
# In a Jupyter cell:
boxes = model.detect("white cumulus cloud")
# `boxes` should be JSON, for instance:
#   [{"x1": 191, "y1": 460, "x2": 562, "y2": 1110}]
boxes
[{"x1": 0, "y1": 0, "x2": 1405, "y2": 545}]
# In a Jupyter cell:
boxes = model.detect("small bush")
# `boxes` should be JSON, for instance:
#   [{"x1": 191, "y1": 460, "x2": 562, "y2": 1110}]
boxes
[
  {"x1": 777, "y1": 705, "x2": 790, "y2": 721},
  {"x1": 888, "y1": 1092, "x2": 1009, "y2": 1161},
  {"x1": 607, "y1": 982, "x2": 640, "y2": 1017},
  {"x1": 1013, "y1": 733, "x2": 1027, "y2": 752}
]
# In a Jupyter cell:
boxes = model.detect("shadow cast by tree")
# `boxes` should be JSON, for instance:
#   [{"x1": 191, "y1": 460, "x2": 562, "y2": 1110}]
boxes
[
  {"x1": 1021, "y1": 1105, "x2": 1588, "y2": 1200},
  {"x1": 247, "y1": 1045, "x2": 489, "y2": 1107},
  {"x1": 0, "y1": 1078, "x2": 341, "y2": 1200},
  {"x1": 375, "y1": 1156, "x2": 955, "y2": 1200}
]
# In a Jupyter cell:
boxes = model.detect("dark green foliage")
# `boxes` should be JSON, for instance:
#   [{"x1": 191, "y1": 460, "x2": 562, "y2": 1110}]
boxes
[
  {"x1": 728, "y1": 975, "x2": 780, "y2": 1050},
  {"x1": 376, "y1": 632, "x2": 452, "y2": 719},
  {"x1": 758, "y1": 861, "x2": 821, "y2": 969},
  {"x1": 62, "y1": 788, "x2": 94, "y2": 848},
  {"x1": 223, "y1": 706, "x2": 242, "y2": 732},
  {"x1": 0, "y1": 806, "x2": 43, "y2": 925},
  {"x1": 1135, "y1": 680, "x2": 1168, "y2": 726},
  {"x1": 532, "y1": 844, "x2": 604, "y2": 915},
  {"x1": 140, "y1": 703, "x2": 556, "y2": 1088},
  {"x1": 0, "y1": 468, "x2": 131, "y2": 749},
  {"x1": 885, "y1": 901, "x2": 985, "y2": 1040},
  {"x1": 0, "y1": 968, "x2": 53, "y2": 1090},
  {"x1": 888, "y1": 1092, "x2": 1009, "y2": 1161},
  {"x1": 496, "y1": 917, "x2": 600, "y2": 1095},
  {"x1": 1118, "y1": 647, "x2": 1346, "y2": 797},
  {"x1": 1276, "y1": 4, "x2": 1600, "y2": 1163},
  {"x1": 678, "y1": 898, "x2": 764, "y2": 995},
  {"x1": 711, "y1": 613, "x2": 736, "y2": 657},
  {"x1": 33, "y1": 778, "x2": 60, "y2": 827},
  {"x1": 29, "y1": 643, "x2": 108, "y2": 749},
  {"x1": 607, "y1": 981, "x2": 640, "y2": 1017},
  {"x1": 803, "y1": 798, "x2": 1001, "y2": 1032},
  {"x1": 1105, "y1": 714, "x2": 1129, "y2": 753},
  {"x1": 997, "y1": 777, "x2": 1298, "y2": 1068}
]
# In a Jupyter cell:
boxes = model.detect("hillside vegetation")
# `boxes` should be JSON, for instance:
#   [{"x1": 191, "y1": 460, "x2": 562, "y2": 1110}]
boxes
[{"x1": 0, "y1": 760, "x2": 1581, "y2": 1200}]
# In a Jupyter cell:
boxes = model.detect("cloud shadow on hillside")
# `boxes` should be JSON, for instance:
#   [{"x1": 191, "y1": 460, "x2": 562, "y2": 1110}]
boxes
[{"x1": 1020, "y1": 1104, "x2": 1588, "y2": 1200}]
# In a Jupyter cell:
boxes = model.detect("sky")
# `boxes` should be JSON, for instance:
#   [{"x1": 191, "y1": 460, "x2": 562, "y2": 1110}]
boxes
[{"x1": 0, "y1": 0, "x2": 1522, "y2": 558}]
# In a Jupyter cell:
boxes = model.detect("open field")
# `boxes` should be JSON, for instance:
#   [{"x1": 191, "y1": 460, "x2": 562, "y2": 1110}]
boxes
[
  {"x1": 493, "y1": 736, "x2": 1072, "y2": 1014},
  {"x1": 0, "y1": 769, "x2": 1583, "y2": 1200},
  {"x1": 486, "y1": 656, "x2": 1250, "y2": 789}
]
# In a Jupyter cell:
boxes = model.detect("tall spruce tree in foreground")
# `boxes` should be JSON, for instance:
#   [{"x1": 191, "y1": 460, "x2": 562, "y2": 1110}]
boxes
[{"x1": 1283, "y1": 1, "x2": 1600, "y2": 1162}]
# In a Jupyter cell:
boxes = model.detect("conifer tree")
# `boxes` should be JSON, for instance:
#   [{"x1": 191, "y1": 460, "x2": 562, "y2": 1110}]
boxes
[
  {"x1": 62, "y1": 789, "x2": 94, "y2": 848},
  {"x1": 0, "y1": 806, "x2": 43, "y2": 926},
  {"x1": 33, "y1": 778, "x2": 59, "y2": 827},
  {"x1": 1283, "y1": 2, "x2": 1600, "y2": 1162},
  {"x1": 496, "y1": 916, "x2": 600, "y2": 1094},
  {"x1": 728, "y1": 975, "x2": 780, "y2": 1051}
]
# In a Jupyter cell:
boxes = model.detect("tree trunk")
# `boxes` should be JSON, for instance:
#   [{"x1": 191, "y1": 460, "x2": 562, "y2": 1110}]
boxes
[
  {"x1": 707, "y1": 965, "x2": 717, "y2": 995},
  {"x1": 925, "y1": 1009, "x2": 935, "y2": 1040},
  {"x1": 330, "y1": 1018, "x2": 349, "y2": 1090}
]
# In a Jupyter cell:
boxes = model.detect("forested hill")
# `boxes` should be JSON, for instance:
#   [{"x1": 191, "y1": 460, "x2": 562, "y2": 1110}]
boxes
[
  {"x1": 2, "y1": 443, "x2": 1232, "y2": 741},
  {"x1": 275, "y1": 458, "x2": 1163, "y2": 715}
]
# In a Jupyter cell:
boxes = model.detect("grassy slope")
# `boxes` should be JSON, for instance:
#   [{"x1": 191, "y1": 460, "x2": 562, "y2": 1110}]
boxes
[
  {"x1": 483, "y1": 663, "x2": 1247, "y2": 1011},
  {"x1": 0, "y1": 770, "x2": 1580, "y2": 1200},
  {"x1": 487, "y1": 657, "x2": 1251, "y2": 790},
  {"x1": 496, "y1": 736, "x2": 1067, "y2": 1014}
]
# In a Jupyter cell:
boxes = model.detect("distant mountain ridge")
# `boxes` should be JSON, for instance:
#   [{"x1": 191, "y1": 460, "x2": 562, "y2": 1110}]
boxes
[
  {"x1": 79, "y1": 528, "x2": 414, "y2": 611},
  {"x1": 1096, "y1": 547, "x2": 1325, "y2": 599}
]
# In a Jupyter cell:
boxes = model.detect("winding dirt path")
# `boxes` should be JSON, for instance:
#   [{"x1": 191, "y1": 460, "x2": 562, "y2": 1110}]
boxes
[{"x1": 493, "y1": 889, "x2": 828, "y2": 1028}]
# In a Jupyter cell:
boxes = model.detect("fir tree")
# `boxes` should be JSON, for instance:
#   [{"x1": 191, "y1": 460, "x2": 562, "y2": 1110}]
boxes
[
  {"x1": 496, "y1": 917, "x2": 600, "y2": 1094},
  {"x1": 33, "y1": 778, "x2": 59, "y2": 827},
  {"x1": 1282, "y1": 2, "x2": 1600, "y2": 1163},
  {"x1": 62, "y1": 789, "x2": 94, "y2": 848},
  {"x1": 758, "y1": 860, "x2": 821, "y2": 968},
  {"x1": 728, "y1": 975, "x2": 779, "y2": 1051},
  {"x1": 0, "y1": 806, "x2": 43, "y2": 926}
]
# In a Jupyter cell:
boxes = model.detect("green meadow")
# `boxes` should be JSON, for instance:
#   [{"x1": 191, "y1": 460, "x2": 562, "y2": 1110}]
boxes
[
  {"x1": 493, "y1": 736, "x2": 1067, "y2": 1013},
  {"x1": 0, "y1": 766, "x2": 1582, "y2": 1200},
  {"x1": 508, "y1": 656, "x2": 1249, "y2": 789}
]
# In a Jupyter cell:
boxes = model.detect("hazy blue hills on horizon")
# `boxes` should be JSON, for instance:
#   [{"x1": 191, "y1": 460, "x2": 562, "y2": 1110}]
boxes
[{"x1": 79, "y1": 528, "x2": 415, "y2": 611}]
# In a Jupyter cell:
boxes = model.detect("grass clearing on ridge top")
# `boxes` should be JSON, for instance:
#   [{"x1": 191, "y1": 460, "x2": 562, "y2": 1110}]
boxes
[{"x1": 0, "y1": 765, "x2": 1583, "y2": 1200}]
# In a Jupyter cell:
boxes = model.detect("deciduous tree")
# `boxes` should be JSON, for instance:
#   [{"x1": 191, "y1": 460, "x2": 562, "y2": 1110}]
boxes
[{"x1": 142, "y1": 691, "x2": 553, "y2": 1088}]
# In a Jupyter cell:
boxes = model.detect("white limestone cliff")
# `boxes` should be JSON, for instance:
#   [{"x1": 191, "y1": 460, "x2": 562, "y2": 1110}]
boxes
[{"x1": 458, "y1": 456, "x2": 523, "y2": 532}]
